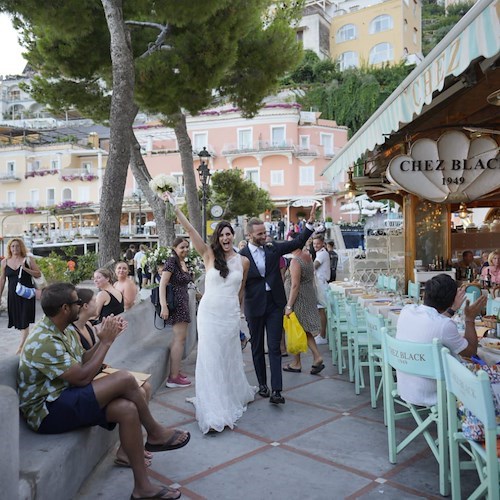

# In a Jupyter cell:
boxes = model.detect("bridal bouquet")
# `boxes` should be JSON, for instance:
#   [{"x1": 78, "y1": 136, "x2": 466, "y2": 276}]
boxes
[{"x1": 149, "y1": 174, "x2": 179, "y2": 220}]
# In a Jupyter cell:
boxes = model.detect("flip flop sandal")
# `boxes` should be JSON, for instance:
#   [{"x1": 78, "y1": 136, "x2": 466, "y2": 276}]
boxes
[
  {"x1": 283, "y1": 364, "x2": 301, "y2": 373},
  {"x1": 310, "y1": 362, "x2": 325, "y2": 375},
  {"x1": 145, "y1": 429, "x2": 191, "y2": 452},
  {"x1": 130, "y1": 485, "x2": 181, "y2": 500}
]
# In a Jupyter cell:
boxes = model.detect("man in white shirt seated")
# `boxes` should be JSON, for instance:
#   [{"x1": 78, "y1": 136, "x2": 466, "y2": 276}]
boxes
[{"x1": 395, "y1": 274, "x2": 486, "y2": 407}]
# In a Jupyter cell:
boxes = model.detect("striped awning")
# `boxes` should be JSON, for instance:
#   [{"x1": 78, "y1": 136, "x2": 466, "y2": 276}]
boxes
[{"x1": 322, "y1": 0, "x2": 500, "y2": 181}]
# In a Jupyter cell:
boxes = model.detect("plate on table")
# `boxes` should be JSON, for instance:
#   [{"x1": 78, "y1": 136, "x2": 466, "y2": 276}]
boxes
[{"x1": 479, "y1": 338, "x2": 500, "y2": 353}]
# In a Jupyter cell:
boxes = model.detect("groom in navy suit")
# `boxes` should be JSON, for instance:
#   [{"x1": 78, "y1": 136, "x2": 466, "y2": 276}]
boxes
[{"x1": 240, "y1": 205, "x2": 318, "y2": 404}]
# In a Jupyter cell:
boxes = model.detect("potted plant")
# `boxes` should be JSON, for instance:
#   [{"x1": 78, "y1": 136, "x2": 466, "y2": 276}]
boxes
[{"x1": 325, "y1": 216, "x2": 333, "y2": 228}]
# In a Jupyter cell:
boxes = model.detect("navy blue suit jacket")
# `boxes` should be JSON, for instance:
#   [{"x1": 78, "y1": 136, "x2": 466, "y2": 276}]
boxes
[{"x1": 240, "y1": 227, "x2": 314, "y2": 317}]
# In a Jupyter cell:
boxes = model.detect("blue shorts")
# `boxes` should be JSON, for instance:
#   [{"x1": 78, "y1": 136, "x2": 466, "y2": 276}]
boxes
[{"x1": 38, "y1": 384, "x2": 116, "y2": 434}]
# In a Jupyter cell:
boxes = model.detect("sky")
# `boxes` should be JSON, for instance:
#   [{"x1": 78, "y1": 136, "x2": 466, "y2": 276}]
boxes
[{"x1": 0, "y1": 13, "x2": 27, "y2": 76}]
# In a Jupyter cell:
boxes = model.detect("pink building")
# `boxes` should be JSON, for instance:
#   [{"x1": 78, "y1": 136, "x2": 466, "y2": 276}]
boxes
[{"x1": 132, "y1": 97, "x2": 349, "y2": 225}]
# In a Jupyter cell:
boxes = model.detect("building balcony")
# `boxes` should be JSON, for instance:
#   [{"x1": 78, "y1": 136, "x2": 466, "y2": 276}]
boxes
[
  {"x1": 24, "y1": 169, "x2": 60, "y2": 179},
  {"x1": 221, "y1": 139, "x2": 295, "y2": 156},
  {"x1": 59, "y1": 168, "x2": 98, "y2": 182},
  {"x1": 314, "y1": 181, "x2": 337, "y2": 195},
  {"x1": 0, "y1": 173, "x2": 22, "y2": 183},
  {"x1": 294, "y1": 145, "x2": 319, "y2": 157},
  {"x1": 192, "y1": 145, "x2": 217, "y2": 159}
]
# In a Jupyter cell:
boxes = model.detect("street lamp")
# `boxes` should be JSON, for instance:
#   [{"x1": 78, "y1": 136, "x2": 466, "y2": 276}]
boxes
[
  {"x1": 133, "y1": 190, "x2": 143, "y2": 234},
  {"x1": 197, "y1": 147, "x2": 211, "y2": 242}
]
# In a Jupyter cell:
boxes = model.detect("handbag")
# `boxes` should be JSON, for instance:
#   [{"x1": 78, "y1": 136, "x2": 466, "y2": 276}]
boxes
[
  {"x1": 15, "y1": 262, "x2": 36, "y2": 300},
  {"x1": 32, "y1": 271, "x2": 47, "y2": 290},
  {"x1": 150, "y1": 282, "x2": 176, "y2": 329},
  {"x1": 283, "y1": 312, "x2": 308, "y2": 354}
]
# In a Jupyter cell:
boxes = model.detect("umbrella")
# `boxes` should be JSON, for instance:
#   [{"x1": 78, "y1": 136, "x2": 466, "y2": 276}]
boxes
[{"x1": 144, "y1": 221, "x2": 156, "y2": 227}]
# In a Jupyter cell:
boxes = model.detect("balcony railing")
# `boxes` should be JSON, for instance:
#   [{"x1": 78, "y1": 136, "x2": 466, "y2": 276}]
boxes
[
  {"x1": 59, "y1": 168, "x2": 98, "y2": 181},
  {"x1": 221, "y1": 139, "x2": 295, "y2": 155},
  {"x1": 314, "y1": 181, "x2": 337, "y2": 195},
  {"x1": 0, "y1": 173, "x2": 22, "y2": 182}
]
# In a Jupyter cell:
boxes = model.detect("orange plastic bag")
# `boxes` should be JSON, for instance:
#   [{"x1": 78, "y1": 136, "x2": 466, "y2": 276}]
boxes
[{"x1": 283, "y1": 312, "x2": 308, "y2": 354}]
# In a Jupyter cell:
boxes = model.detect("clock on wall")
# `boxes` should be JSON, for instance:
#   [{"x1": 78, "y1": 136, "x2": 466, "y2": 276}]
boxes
[{"x1": 210, "y1": 204, "x2": 223, "y2": 218}]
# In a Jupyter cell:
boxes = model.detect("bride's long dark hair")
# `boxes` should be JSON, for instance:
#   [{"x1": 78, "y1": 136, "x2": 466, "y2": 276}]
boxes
[{"x1": 210, "y1": 221, "x2": 234, "y2": 278}]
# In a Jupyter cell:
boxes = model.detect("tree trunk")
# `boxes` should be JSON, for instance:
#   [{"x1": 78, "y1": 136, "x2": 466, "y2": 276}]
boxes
[
  {"x1": 172, "y1": 111, "x2": 203, "y2": 234},
  {"x1": 99, "y1": 0, "x2": 137, "y2": 266},
  {"x1": 129, "y1": 134, "x2": 175, "y2": 246}
]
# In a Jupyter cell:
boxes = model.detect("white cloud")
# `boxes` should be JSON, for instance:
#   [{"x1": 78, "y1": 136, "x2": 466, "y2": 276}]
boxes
[{"x1": 0, "y1": 13, "x2": 27, "y2": 76}]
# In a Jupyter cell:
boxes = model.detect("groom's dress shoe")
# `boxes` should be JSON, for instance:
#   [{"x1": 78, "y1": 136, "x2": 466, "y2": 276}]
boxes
[
  {"x1": 270, "y1": 391, "x2": 285, "y2": 404},
  {"x1": 258, "y1": 385, "x2": 270, "y2": 398}
]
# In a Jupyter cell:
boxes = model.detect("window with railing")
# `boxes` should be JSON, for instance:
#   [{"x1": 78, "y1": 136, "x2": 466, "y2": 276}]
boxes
[
  {"x1": 192, "y1": 132, "x2": 208, "y2": 153},
  {"x1": 28, "y1": 160, "x2": 40, "y2": 172},
  {"x1": 369, "y1": 42, "x2": 394, "y2": 65},
  {"x1": 82, "y1": 162, "x2": 92, "y2": 173},
  {"x1": 271, "y1": 126, "x2": 286, "y2": 147},
  {"x1": 299, "y1": 135, "x2": 310, "y2": 150},
  {"x1": 320, "y1": 133, "x2": 334, "y2": 156},
  {"x1": 8, "y1": 90, "x2": 21, "y2": 101},
  {"x1": 238, "y1": 129, "x2": 252, "y2": 150},
  {"x1": 336, "y1": 24, "x2": 357, "y2": 43},
  {"x1": 51, "y1": 159, "x2": 60, "y2": 171},
  {"x1": 369, "y1": 15, "x2": 393, "y2": 34},
  {"x1": 299, "y1": 166, "x2": 315, "y2": 186},
  {"x1": 7, "y1": 161, "x2": 15, "y2": 176}
]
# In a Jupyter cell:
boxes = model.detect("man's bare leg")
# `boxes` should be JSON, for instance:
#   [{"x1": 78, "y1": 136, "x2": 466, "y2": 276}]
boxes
[{"x1": 92, "y1": 370, "x2": 188, "y2": 446}]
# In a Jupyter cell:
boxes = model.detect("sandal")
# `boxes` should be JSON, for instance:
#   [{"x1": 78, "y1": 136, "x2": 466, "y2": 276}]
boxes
[
  {"x1": 310, "y1": 362, "x2": 325, "y2": 375},
  {"x1": 145, "y1": 429, "x2": 190, "y2": 452},
  {"x1": 283, "y1": 364, "x2": 301, "y2": 373},
  {"x1": 130, "y1": 485, "x2": 181, "y2": 499}
]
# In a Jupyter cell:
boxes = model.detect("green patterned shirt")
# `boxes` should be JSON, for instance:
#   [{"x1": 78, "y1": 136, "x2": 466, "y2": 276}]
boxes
[{"x1": 18, "y1": 315, "x2": 84, "y2": 431}]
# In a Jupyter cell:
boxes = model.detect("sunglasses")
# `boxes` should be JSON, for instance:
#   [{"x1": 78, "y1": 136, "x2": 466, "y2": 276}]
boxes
[{"x1": 66, "y1": 298, "x2": 83, "y2": 307}]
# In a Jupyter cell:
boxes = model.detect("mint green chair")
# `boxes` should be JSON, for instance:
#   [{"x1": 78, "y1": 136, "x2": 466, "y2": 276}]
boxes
[
  {"x1": 486, "y1": 297, "x2": 500, "y2": 316},
  {"x1": 330, "y1": 293, "x2": 349, "y2": 374},
  {"x1": 345, "y1": 301, "x2": 368, "y2": 393},
  {"x1": 364, "y1": 310, "x2": 386, "y2": 409},
  {"x1": 407, "y1": 280, "x2": 420, "y2": 302},
  {"x1": 325, "y1": 288, "x2": 337, "y2": 364},
  {"x1": 388, "y1": 276, "x2": 398, "y2": 293},
  {"x1": 376, "y1": 275, "x2": 386, "y2": 291},
  {"x1": 383, "y1": 275, "x2": 390, "y2": 291},
  {"x1": 441, "y1": 348, "x2": 499, "y2": 500},
  {"x1": 381, "y1": 333, "x2": 449, "y2": 496}
]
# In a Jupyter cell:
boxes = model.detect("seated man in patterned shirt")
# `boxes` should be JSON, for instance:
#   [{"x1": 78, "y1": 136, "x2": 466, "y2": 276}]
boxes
[{"x1": 18, "y1": 282, "x2": 189, "y2": 500}]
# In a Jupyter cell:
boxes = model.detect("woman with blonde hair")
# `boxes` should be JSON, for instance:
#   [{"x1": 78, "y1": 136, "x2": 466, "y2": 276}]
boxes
[
  {"x1": 93, "y1": 267, "x2": 124, "y2": 320},
  {"x1": 114, "y1": 260, "x2": 138, "y2": 310},
  {"x1": 0, "y1": 238, "x2": 42, "y2": 354},
  {"x1": 481, "y1": 249, "x2": 500, "y2": 285}
]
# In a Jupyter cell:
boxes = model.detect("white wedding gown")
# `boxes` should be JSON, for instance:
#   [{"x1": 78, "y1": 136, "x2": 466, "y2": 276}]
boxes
[{"x1": 190, "y1": 254, "x2": 257, "y2": 434}]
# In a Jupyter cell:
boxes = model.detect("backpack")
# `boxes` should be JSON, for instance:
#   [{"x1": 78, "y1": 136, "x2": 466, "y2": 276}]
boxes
[
  {"x1": 150, "y1": 282, "x2": 177, "y2": 329},
  {"x1": 328, "y1": 250, "x2": 338, "y2": 283}
]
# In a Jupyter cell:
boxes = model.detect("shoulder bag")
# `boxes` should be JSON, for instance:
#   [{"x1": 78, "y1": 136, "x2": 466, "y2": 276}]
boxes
[
  {"x1": 15, "y1": 260, "x2": 36, "y2": 300},
  {"x1": 150, "y1": 282, "x2": 177, "y2": 329}
]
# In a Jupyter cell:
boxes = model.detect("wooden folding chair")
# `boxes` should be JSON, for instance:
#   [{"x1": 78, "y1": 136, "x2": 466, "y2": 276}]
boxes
[
  {"x1": 381, "y1": 333, "x2": 449, "y2": 496},
  {"x1": 441, "y1": 348, "x2": 499, "y2": 500}
]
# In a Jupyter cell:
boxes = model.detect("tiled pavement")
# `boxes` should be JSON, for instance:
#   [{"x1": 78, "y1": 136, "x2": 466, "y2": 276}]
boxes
[{"x1": 74, "y1": 344, "x2": 482, "y2": 500}]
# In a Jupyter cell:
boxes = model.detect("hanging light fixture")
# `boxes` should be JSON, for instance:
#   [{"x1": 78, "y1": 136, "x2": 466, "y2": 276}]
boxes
[
  {"x1": 344, "y1": 168, "x2": 358, "y2": 200},
  {"x1": 457, "y1": 202, "x2": 472, "y2": 219}
]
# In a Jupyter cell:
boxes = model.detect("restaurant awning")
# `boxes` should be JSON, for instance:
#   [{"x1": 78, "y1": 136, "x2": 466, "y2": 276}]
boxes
[{"x1": 322, "y1": 0, "x2": 500, "y2": 181}]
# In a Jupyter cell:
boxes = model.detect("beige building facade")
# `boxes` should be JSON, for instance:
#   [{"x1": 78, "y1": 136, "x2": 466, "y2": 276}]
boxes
[{"x1": 330, "y1": 0, "x2": 422, "y2": 69}]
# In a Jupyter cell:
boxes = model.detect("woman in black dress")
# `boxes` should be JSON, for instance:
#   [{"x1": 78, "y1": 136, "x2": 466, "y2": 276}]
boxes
[
  {"x1": 159, "y1": 237, "x2": 193, "y2": 388},
  {"x1": 0, "y1": 238, "x2": 42, "y2": 354},
  {"x1": 93, "y1": 267, "x2": 124, "y2": 320}
]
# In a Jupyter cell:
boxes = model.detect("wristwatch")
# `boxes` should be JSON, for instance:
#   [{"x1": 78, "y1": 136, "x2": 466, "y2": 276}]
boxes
[
  {"x1": 285, "y1": 305, "x2": 292, "y2": 310},
  {"x1": 446, "y1": 307, "x2": 456, "y2": 317}
]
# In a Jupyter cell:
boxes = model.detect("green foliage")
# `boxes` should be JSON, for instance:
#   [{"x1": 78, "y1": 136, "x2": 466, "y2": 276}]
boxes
[
  {"x1": 67, "y1": 252, "x2": 98, "y2": 284},
  {"x1": 422, "y1": 0, "x2": 474, "y2": 56},
  {"x1": 37, "y1": 255, "x2": 68, "y2": 284},
  {"x1": 209, "y1": 169, "x2": 273, "y2": 220},
  {"x1": 297, "y1": 62, "x2": 413, "y2": 137}
]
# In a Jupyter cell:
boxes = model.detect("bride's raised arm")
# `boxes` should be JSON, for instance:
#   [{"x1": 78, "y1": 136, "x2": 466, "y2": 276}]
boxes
[{"x1": 164, "y1": 193, "x2": 211, "y2": 260}]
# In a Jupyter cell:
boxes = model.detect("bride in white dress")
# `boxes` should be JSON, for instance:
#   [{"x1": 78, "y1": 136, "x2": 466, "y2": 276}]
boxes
[{"x1": 164, "y1": 194, "x2": 257, "y2": 434}]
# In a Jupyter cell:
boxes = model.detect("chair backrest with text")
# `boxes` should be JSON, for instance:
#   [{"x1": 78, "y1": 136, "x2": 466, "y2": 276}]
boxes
[{"x1": 440, "y1": 348, "x2": 499, "y2": 500}]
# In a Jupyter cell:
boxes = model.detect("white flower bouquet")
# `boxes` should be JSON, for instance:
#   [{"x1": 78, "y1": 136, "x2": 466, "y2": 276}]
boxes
[{"x1": 149, "y1": 174, "x2": 179, "y2": 219}]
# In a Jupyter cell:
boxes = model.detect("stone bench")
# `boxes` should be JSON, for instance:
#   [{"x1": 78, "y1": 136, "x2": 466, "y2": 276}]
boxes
[{"x1": 0, "y1": 300, "x2": 173, "y2": 500}]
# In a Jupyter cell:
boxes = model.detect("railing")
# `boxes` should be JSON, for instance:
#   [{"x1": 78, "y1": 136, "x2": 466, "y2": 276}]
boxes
[
  {"x1": 314, "y1": 181, "x2": 336, "y2": 194},
  {"x1": 59, "y1": 168, "x2": 98, "y2": 181},
  {"x1": 0, "y1": 173, "x2": 21, "y2": 182},
  {"x1": 221, "y1": 139, "x2": 295, "y2": 155},
  {"x1": 294, "y1": 145, "x2": 319, "y2": 156}
]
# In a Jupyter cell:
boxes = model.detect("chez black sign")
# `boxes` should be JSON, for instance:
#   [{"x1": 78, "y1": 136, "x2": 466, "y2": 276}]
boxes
[{"x1": 386, "y1": 131, "x2": 500, "y2": 203}]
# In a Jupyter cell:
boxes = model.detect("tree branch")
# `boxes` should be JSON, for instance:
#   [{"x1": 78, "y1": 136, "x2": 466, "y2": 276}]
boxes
[{"x1": 125, "y1": 20, "x2": 171, "y2": 59}]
